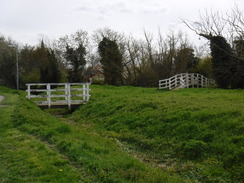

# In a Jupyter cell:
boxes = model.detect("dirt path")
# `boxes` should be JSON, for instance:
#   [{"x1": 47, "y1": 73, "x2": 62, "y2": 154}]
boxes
[{"x1": 0, "y1": 95, "x2": 8, "y2": 107}]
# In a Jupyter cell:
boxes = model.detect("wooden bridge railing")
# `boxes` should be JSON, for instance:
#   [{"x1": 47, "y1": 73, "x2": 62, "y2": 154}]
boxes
[
  {"x1": 26, "y1": 83, "x2": 91, "y2": 109},
  {"x1": 159, "y1": 73, "x2": 215, "y2": 90}
]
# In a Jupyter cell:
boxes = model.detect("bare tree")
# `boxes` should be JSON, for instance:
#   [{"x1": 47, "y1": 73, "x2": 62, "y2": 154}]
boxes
[
  {"x1": 226, "y1": 6, "x2": 244, "y2": 40},
  {"x1": 182, "y1": 6, "x2": 244, "y2": 45},
  {"x1": 182, "y1": 7, "x2": 244, "y2": 88}
]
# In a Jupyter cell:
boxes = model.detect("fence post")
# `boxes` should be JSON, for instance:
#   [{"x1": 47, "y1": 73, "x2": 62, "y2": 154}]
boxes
[
  {"x1": 86, "y1": 83, "x2": 90, "y2": 101},
  {"x1": 65, "y1": 83, "x2": 68, "y2": 101},
  {"x1": 186, "y1": 74, "x2": 189, "y2": 88},
  {"x1": 66, "y1": 83, "x2": 71, "y2": 109},
  {"x1": 83, "y1": 84, "x2": 86, "y2": 101},
  {"x1": 201, "y1": 75, "x2": 204, "y2": 87},
  {"x1": 169, "y1": 79, "x2": 171, "y2": 90},
  {"x1": 27, "y1": 84, "x2": 31, "y2": 99},
  {"x1": 196, "y1": 74, "x2": 199, "y2": 88},
  {"x1": 47, "y1": 84, "x2": 51, "y2": 108}
]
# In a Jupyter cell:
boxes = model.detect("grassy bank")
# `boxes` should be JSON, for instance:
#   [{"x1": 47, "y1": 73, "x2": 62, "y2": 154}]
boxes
[
  {"x1": 72, "y1": 85, "x2": 244, "y2": 182},
  {"x1": 1, "y1": 85, "x2": 243, "y2": 182},
  {"x1": 0, "y1": 86, "x2": 184, "y2": 182},
  {"x1": 0, "y1": 87, "x2": 85, "y2": 182}
]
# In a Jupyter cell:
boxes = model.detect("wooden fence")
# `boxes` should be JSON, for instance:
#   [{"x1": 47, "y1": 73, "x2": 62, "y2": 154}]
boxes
[
  {"x1": 26, "y1": 83, "x2": 90, "y2": 109},
  {"x1": 159, "y1": 73, "x2": 215, "y2": 90}
]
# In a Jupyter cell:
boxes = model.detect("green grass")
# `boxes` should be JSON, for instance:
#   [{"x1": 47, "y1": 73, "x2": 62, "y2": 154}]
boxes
[
  {"x1": 0, "y1": 86, "x2": 184, "y2": 182},
  {"x1": 72, "y1": 85, "x2": 244, "y2": 182},
  {"x1": 0, "y1": 87, "x2": 84, "y2": 183},
  {"x1": 1, "y1": 85, "x2": 244, "y2": 182}
]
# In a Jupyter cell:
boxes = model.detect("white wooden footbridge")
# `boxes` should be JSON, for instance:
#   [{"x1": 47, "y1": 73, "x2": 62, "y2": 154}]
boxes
[
  {"x1": 159, "y1": 73, "x2": 215, "y2": 90},
  {"x1": 26, "y1": 83, "x2": 90, "y2": 109}
]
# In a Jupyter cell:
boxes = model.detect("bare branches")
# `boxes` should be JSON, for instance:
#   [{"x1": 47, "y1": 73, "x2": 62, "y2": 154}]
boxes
[
  {"x1": 181, "y1": 9, "x2": 226, "y2": 37},
  {"x1": 182, "y1": 7, "x2": 244, "y2": 43},
  {"x1": 225, "y1": 5, "x2": 244, "y2": 40}
]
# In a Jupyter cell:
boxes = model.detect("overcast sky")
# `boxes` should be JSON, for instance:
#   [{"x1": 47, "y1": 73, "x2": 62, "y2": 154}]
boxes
[{"x1": 1, "y1": 0, "x2": 243, "y2": 46}]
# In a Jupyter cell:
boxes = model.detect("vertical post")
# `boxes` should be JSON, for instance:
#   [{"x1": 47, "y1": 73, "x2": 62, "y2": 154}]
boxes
[
  {"x1": 47, "y1": 84, "x2": 51, "y2": 108},
  {"x1": 83, "y1": 84, "x2": 86, "y2": 101},
  {"x1": 86, "y1": 83, "x2": 90, "y2": 101},
  {"x1": 65, "y1": 83, "x2": 68, "y2": 101},
  {"x1": 66, "y1": 83, "x2": 71, "y2": 109},
  {"x1": 201, "y1": 75, "x2": 204, "y2": 88},
  {"x1": 27, "y1": 84, "x2": 31, "y2": 99},
  {"x1": 196, "y1": 74, "x2": 199, "y2": 88},
  {"x1": 169, "y1": 79, "x2": 171, "y2": 90},
  {"x1": 191, "y1": 73, "x2": 193, "y2": 87},
  {"x1": 186, "y1": 74, "x2": 189, "y2": 88}
]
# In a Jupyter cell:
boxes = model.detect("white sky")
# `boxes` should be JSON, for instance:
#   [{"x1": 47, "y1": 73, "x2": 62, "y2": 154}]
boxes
[{"x1": 1, "y1": 0, "x2": 243, "y2": 46}]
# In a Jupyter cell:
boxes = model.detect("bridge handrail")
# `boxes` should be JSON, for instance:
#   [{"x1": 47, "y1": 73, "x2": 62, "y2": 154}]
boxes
[
  {"x1": 26, "y1": 83, "x2": 91, "y2": 108},
  {"x1": 159, "y1": 73, "x2": 215, "y2": 90}
]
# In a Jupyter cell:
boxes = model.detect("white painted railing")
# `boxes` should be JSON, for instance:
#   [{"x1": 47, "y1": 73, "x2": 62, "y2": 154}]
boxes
[
  {"x1": 159, "y1": 73, "x2": 215, "y2": 90},
  {"x1": 26, "y1": 83, "x2": 91, "y2": 108}
]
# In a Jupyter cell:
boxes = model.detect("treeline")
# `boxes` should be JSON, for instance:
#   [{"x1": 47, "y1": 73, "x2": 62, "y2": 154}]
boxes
[
  {"x1": 0, "y1": 29, "x2": 211, "y2": 89},
  {"x1": 0, "y1": 7, "x2": 243, "y2": 89}
]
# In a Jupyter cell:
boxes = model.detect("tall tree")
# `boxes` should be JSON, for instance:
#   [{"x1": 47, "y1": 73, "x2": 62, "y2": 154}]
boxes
[
  {"x1": 47, "y1": 48, "x2": 61, "y2": 83},
  {"x1": 173, "y1": 47, "x2": 199, "y2": 75},
  {"x1": 98, "y1": 37, "x2": 123, "y2": 85},
  {"x1": 58, "y1": 30, "x2": 88, "y2": 82},
  {"x1": 65, "y1": 43, "x2": 86, "y2": 82},
  {"x1": 232, "y1": 39, "x2": 244, "y2": 88},
  {"x1": 183, "y1": 8, "x2": 244, "y2": 88},
  {"x1": 0, "y1": 36, "x2": 17, "y2": 88},
  {"x1": 200, "y1": 35, "x2": 234, "y2": 88},
  {"x1": 32, "y1": 41, "x2": 61, "y2": 83}
]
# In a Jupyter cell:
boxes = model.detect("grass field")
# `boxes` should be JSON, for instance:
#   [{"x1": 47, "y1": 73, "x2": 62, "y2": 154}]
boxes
[
  {"x1": 72, "y1": 85, "x2": 244, "y2": 182},
  {"x1": 0, "y1": 85, "x2": 243, "y2": 182}
]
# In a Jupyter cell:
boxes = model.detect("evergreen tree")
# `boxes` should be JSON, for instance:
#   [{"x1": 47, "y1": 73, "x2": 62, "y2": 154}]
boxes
[
  {"x1": 173, "y1": 47, "x2": 199, "y2": 74},
  {"x1": 47, "y1": 49, "x2": 61, "y2": 83},
  {"x1": 98, "y1": 37, "x2": 123, "y2": 85},
  {"x1": 200, "y1": 35, "x2": 234, "y2": 88},
  {"x1": 32, "y1": 41, "x2": 61, "y2": 83},
  {"x1": 0, "y1": 49, "x2": 16, "y2": 88},
  {"x1": 65, "y1": 43, "x2": 86, "y2": 82},
  {"x1": 232, "y1": 39, "x2": 244, "y2": 88},
  {"x1": 0, "y1": 36, "x2": 17, "y2": 88}
]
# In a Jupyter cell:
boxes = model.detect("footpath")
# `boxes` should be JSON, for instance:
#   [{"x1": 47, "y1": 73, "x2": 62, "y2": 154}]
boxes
[{"x1": 0, "y1": 95, "x2": 7, "y2": 107}]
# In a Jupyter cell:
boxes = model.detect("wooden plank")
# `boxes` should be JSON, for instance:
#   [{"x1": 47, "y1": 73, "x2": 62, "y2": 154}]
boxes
[
  {"x1": 28, "y1": 95, "x2": 47, "y2": 98},
  {"x1": 27, "y1": 89, "x2": 47, "y2": 92}
]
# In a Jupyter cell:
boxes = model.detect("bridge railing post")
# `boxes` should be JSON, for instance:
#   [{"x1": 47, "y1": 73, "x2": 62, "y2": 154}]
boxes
[
  {"x1": 201, "y1": 75, "x2": 205, "y2": 88},
  {"x1": 83, "y1": 83, "x2": 90, "y2": 102},
  {"x1": 169, "y1": 78, "x2": 172, "y2": 90},
  {"x1": 65, "y1": 83, "x2": 68, "y2": 101},
  {"x1": 47, "y1": 84, "x2": 51, "y2": 108},
  {"x1": 66, "y1": 83, "x2": 71, "y2": 109},
  {"x1": 27, "y1": 84, "x2": 31, "y2": 99},
  {"x1": 186, "y1": 74, "x2": 189, "y2": 88}
]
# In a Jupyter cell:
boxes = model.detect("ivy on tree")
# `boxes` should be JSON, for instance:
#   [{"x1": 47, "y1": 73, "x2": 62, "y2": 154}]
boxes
[{"x1": 98, "y1": 37, "x2": 123, "y2": 86}]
